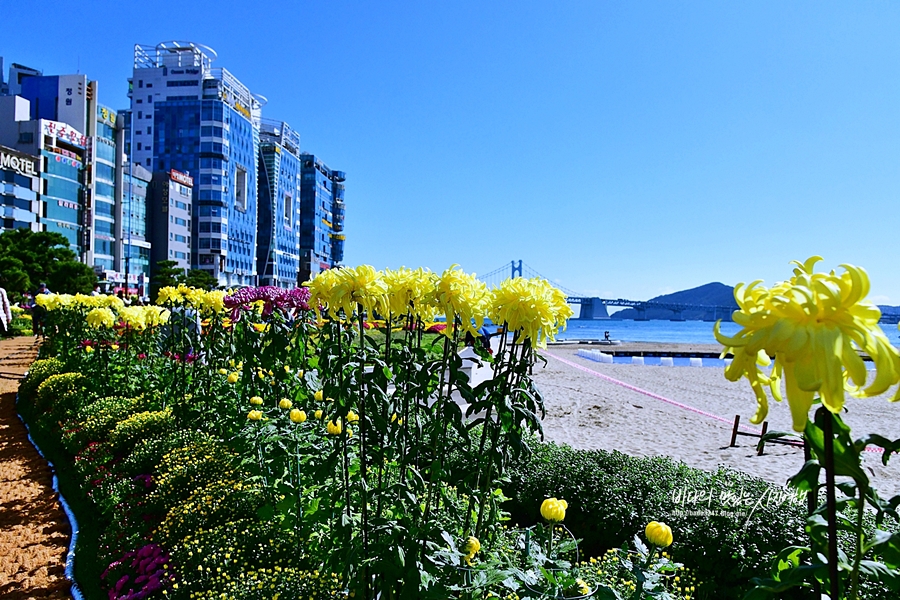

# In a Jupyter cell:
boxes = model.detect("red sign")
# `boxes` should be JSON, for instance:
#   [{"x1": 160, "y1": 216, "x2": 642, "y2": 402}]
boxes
[{"x1": 169, "y1": 169, "x2": 194, "y2": 187}]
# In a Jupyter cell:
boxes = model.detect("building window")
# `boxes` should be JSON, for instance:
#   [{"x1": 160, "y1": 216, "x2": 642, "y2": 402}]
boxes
[
  {"x1": 146, "y1": 83, "x2": 152, "y2": 88},
  {"x1": 283, "y1": 193, "x2": 292, "y2": 225},
  {"x1": 147, "y1": 95, "x2": 153, "y2": 103},
  {"x1": 145, "y1": 159, "x2": 151, "y2": 166},
  {"x1": 18, "y1": 132, "x2": 33, "y2": 143},
  {"x1": 138, "y1": 80, "x2": 143, "y2": 88},
  {"x1": 147, "y1": 126, "x2": 151, "y2": 134},
  {"x1": 235, "y1": 167, "x2": 248, "y2": 212},
  {"x1": 137, "y1": 111, "x2": 142, "y2": 119},
  {"x1": 137, "y1": 142, "x2": 142, "y2": 151}
]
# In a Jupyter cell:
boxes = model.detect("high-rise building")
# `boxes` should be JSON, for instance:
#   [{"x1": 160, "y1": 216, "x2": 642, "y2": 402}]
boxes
[
  {"x1": 121, "y1": 163, "x2": 153, "y2": 295},
  {"x1": 148, "y1": 169, "x2": 193, "y2": 276},
  {"x1": 129, "y1": 41, "x2": 265, "y2": 287},
  {"x1": 0, "y1": 96, "x2": 88, "y2": 252},
  {"x1": 0, "y1": 143, "x2": 41, "y2": 231},
  {"x1": 257, "y1": 119, "x2": 302, "y2": 288},
  {"x1": 298, "y1": 153, "x2": 345, "y2": 282},
  {"x1": 4, "y1": 65, "x2": 144, "y2": 288}
]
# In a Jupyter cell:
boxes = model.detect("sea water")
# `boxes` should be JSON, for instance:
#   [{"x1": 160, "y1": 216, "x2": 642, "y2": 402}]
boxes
[
  {"x1": 558, "y1": 320, "x2": 887, "y2": 368},
  {"x1": 559, "y1": 319, "x2": 740, "y2": 345},
  {"x1": 559, "y1": 319, "x2": 898, "y2": 345}
]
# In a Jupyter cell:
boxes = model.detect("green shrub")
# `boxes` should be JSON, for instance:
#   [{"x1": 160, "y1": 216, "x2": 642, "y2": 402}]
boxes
[
  {"x1": 62, "y1": 395, "x2": 148, "y2": 454},
  {"x1": 167, "y1": 519, "x2": 309, "y2": 600},
  {"x1": 155, "y1": 477, "x2": 264, "y2": 547},
  {"x1": 19, "y1": 357, "x2": 66, "y2": 401},
  {"x1": 148, "y1": 438, "x2": 239, "y2": 514},
  {"x1": 108, "y1": 407, "x2": 176, "y2": 453},
  {"x1": 118, "y1": 429, "x2": 216, "y2": 479},
  {"x1": 504, "y1": 441, "x2": 809, "y2": 600},
  {"x1": 34, "y1": 371, "x2": 87, "y2": 420}
]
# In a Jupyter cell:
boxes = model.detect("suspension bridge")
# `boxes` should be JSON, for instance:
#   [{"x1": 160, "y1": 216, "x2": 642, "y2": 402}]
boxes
[{"x1": 479, "y1": 260, "x2": 900, "y2": 324}]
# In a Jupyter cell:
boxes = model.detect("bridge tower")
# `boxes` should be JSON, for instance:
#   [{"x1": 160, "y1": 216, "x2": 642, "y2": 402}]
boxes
[{"x1": 511, "y1": 260, "x2": 522, "y2": 279}]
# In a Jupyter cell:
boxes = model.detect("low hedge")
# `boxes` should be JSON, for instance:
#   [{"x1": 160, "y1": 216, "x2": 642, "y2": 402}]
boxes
[{"x1": 503, "y1": 441, "x2": 811, "y2": 599}]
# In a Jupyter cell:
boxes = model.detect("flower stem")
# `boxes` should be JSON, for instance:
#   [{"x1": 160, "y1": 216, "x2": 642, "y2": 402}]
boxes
[{"x1": 820, "y1": 407, "x2": 841, "y2": 600}]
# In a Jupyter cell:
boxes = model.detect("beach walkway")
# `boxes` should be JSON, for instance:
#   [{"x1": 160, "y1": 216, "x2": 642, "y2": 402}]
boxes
[{"x1": 0, "y1": 336, "x2": 71, "y2": 599}]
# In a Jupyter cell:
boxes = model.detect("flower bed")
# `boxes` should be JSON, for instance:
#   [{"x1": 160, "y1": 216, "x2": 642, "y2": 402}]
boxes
[{"x1": 28, "y1": 261, "x2": 899, "y2": 598}]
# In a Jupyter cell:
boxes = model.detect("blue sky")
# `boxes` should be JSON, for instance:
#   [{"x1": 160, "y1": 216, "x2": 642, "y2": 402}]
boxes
[{"x1": 4, "y1": 1, "x2": 900, "y2": 302}]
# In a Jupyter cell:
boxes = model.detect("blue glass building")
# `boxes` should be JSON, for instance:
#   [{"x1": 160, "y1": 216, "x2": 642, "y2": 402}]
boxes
[
  {"x1": 257, "y1": 120, "x2": 302, "y2": 288},
  {"x1": 130, "y1": 42, "x2": 264, "y2": 287},
  {"x1": 298, "y1": 154, "x2": 345, "y2": 282}
]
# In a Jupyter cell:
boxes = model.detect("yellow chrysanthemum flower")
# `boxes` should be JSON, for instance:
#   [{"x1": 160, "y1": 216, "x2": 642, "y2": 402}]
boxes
[
  {"x1": 86, "y1": 307, "x2": 116, "y2": 329},
  {"x1": 289, "y1": 409, "x2": 307, "y2": 423},
  {"x1": 540, "y1": 498, "x2": 568, "y2": 522},
  {"x1": 488, "y1": 278, "x2": 572, "y2": 347},
  {"x1": 119, "y1": 306, "x2": 148, "y2": 330},
  {"x1": 383, "y1": 267, "x2": 439, "y2": 320},
  {"x1": 279, "y1": 398, "x2": 293, "y2": 410},
  {"x1": 306, "y1": 268, "x2": 341, "y2": 320},
  {"x1": 177, "y1": 284, "x2": 206, "y2": 308},
  {"x1": 326, "y1": 418, "x2": 342, "y2": 435},
  {"x1": 645, "y1": 521, "x2": 673, "y2": 548},
  {"x1": 201, "y1": 290, "x2": 227, "y2": 314},
  {"x1": 157, "y1": 286, "x2": 183, "y2": 305},
  {"x1": 433, "y1": 265, "x2": 488, "y2": 337},
  {"x1": 462, "y1": 536, "x2": 481, "y2": 565},
  {"x1": 715, "y1": 257, "x2": 900, "y2": 431}
]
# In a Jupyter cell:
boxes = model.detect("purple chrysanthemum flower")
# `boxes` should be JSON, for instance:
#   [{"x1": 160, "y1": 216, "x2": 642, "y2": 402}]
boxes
[{"x1": 224, "y1": 286, "x2": 311, "y2": 320}]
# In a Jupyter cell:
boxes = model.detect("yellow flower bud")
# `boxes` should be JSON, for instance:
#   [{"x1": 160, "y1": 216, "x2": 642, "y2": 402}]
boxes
[
  {"x1": 227, "y1": 372, "x2": 240, "y2": 384},
  {"x1": 346, "y1": 410, "x2": 359, "y2": 423},
  {"x1": 84, "y1": 346, "x2": 94, "y2": 354},
  {"x1": 314, "y1": 409, "x2": 323, "y2": 420},
  {"x1": 248, "y1": 410, "x2": 263, "y2": 421},
  {"x1": 314, "y1": 390, "x2": 324, "y2": 402},
  {"x1": 218, "y1": 368, "x2": 228, "y2": 375},
  {"x1": 540, "y1": 498, "x2": 568, "y2": 523},
  {"x1": 327, "y1": 419, "x2": 342, "y2": 435},
  {"x1": 279, "y1": 398, "x2": 293, "y2": 410},
  {"x1": 289, "y1": 409, "x2": 307, "y2": 423},
  {"x1": 250, "y1": 396, "x2": 264, "y2": 406},
  {"x1": 645, "y1": 521, "x2": 673, "y2": 548}
]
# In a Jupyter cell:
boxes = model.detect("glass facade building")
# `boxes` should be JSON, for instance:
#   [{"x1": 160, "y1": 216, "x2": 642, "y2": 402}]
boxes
[
  {"x1": 299, "y1": 153, "x2": 345, "y2": 282},
  {"x1": 0, "y1": 144, "x2": 41, "y2": 231},
  {"x1": 121, "y1": 164, "x2": 152, "y2": 294},
  {"x1": 257, "y1": 120, "x2": 302, "y2": 287},
  {"x1": 130, "y1": 42, "x2": 264, "y2": 287}
]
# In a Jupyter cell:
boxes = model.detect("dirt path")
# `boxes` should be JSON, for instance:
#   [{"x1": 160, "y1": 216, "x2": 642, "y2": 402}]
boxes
[{"x1": 0, "y1": 336, "x2": 72, "y2": 599}]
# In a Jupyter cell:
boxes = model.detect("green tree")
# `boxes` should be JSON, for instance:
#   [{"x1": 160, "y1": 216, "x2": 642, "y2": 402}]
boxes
[
  {"x1": 181, "y1": 269, "x2": 218, "y2": 291},
  {"x1": 0, "y1": 229, "x2": 95, "y2": 298}
]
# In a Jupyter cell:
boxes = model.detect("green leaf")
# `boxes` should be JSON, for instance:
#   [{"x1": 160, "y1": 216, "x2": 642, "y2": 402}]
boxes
[{"x1": 256, "y1": 503, "x2": 275, "y2": 521}]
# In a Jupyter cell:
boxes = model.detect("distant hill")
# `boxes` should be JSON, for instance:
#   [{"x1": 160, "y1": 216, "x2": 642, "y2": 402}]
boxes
[
  {"x1": 610, "y1": 282, "x2": 738, "y2": 321},
  {"x1": 605, "y1": 282, "x2": 900, "y2": 322}
]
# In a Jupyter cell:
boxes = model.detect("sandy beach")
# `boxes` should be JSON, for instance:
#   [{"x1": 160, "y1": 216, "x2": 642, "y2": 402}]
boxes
[{"x1": 532, "y1": 342, "x2": 900, "y2": 499}]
